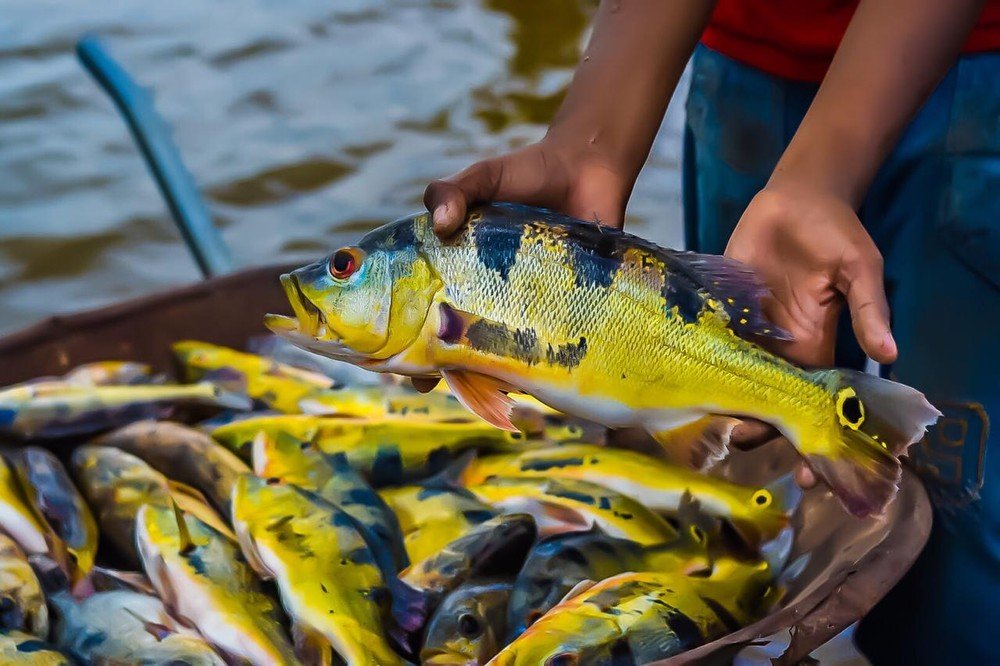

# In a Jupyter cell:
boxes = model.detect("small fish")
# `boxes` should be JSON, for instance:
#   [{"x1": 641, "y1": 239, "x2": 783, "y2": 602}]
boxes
[
  {"x1": 461, "y1": 444, "x2": 797, "y2": 546},
  {"x1": 490, "y1": 557, "x2": 776, "y2": 665},
  {"x1": 379, "y1": 482, "x2": 497, "y2": 564},
  {"x1": 173, "y1": 340, "x2": 335, "y2": 414},
  {"x1": 13, "y1": 448, "x2": 98, "y2": 579},
  {"x1": 136, "y1": 503, "x2": 298, "y2": 665},
  {"x1": 0, "y1": 381, "x2": 250, "y2": 438},
  {"x1": 62, "y1": 361, "x2": 155, "y2": 386},
  {"x1": 212, "y1": 415, "x2": 523, "y2": 485},
  {"x1": 0, "y1": 456, "x2": 57, "y2": 561},
  {"x1": 71, "y1": 445, "x2": 232, "y2": 568},
  {"x1": 268, "y1": 203, "x2": 939, "y2": 517},
  {"x1": 402, "y1": 514, "x2": 536, "y2": 602},
  {"x1": 297, "y1": 385, "x2": 393, "y2": 418},
  {"x1": 506, "y1": 506, "x2": 715, "y2": 640},
  {"x1": 0, "y1": 533, "x2": 48, "y2": 637},
  {"x1": 421, "y1": 578, "x2": 513, "y2": 665},
  {"x1": 231, "y1": 475, "x2": 412, "y2": 665},
  {"x1": 252, "y1": 431, "x2": 409, "y2": 572},
  {"x1": 0, "y1": 630, "x2": 72, "y2": 665},
  {"x1": 49, "y1": 589, "x2": 225, "y2": 665},
  {"x1": 94, "y1": 420, "x2": 251, "y2": 519},
  {"x1": 467, "y1": 476, "x2": 679, "y2": 544}
]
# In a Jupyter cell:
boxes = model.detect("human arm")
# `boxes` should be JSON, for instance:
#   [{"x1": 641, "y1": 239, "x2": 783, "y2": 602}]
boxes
[
  {"x1": 726, "y1": 0, "x2": 987, "y2": 367},
  {"x1": 424, "y1": 0, "x2": 717, "y2": 235}
]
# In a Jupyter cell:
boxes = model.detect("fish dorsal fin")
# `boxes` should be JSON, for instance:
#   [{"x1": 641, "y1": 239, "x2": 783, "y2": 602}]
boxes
[
  {"x1": 170, "y1": 501, "x2": 195, "y2": 555},
  {"x1": 662, "y1": 249, "x2": 791, "y2": 341},
  {"x1": 441, "y1": 369, "x2": 518, "y2": 432}
]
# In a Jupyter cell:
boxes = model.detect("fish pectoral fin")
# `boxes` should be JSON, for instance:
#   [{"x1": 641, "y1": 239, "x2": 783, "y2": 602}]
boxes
[
  {"x1": 441, "y1": 369, "x2": 518, "y2": 432},
  {"x1": 293, "y1": 622, "x2": 333, "y2": 666},
  {"x1": 649, "y1": 415, "x2": 739, "y2": 471}
]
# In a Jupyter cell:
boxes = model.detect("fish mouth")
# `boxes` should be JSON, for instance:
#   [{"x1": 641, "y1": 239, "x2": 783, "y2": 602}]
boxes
[
  {"x1": 419, "y1": 649, "x2": 476, "y2": 665},
  {"x1": 266, "y1": 273, "x2": 326, "y2": 338}
]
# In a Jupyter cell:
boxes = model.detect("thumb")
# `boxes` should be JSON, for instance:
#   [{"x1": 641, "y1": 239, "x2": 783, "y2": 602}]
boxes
[
  {"x1": 840, "y1": 254, "x2": 897, "y2": 364},
  {"x1": 424, "y1": 158, "x2": 505, "y2": 238}
]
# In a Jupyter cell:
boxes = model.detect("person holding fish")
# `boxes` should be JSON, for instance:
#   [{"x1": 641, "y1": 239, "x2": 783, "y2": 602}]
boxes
[{"x1": 420, "y1": 1, "x2": 999, "y2": 663}]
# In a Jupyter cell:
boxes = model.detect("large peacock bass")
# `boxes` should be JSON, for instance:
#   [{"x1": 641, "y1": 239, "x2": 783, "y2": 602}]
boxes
[{"x1": 266, "y1": 203, "x2": 939, "y2": 516}]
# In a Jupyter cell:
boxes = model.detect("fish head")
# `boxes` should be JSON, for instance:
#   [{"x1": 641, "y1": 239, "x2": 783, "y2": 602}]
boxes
[
  {"x1": 267, "y1": 219, "x2": 442, "y2": 364},
  {"x1": 421, "y1": 578, "x2": 513, "y2": 665}
]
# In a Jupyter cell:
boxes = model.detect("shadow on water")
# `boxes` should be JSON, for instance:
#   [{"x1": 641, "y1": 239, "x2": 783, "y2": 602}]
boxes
[{"x1": 0, "y1": 0, "x2": 685, "y2": 333}]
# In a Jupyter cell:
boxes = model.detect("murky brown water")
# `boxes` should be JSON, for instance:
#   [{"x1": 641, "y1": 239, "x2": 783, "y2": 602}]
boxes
[{"x1": 0, "y1": 0, "x2": 686, "y2": 333}]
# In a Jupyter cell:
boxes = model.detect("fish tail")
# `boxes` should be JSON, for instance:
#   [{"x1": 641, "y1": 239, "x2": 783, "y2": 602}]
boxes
[{"x1": 802, "y1": 369, "x2": 940, "y2": 517}]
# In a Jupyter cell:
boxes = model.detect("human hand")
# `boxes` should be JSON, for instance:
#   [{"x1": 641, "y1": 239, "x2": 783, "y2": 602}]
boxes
[
  {"x1": 725, "y1": 184, "x2": 896, "y2": 368},
  {"x1": 724, "y1": 184, "x2": 896, "y2": 487},
  {"x1": 423, "y1": 139, "x2": 631, "y2": 237}
]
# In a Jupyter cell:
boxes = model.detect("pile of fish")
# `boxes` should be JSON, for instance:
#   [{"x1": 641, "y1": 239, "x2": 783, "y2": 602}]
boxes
[{"x1": 0, "y1": 340, "x2": 801, "y2": 665}]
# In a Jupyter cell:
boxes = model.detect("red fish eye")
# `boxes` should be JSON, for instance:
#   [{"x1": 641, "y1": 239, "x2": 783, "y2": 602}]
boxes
[{"x1": 329, "y1": 248, "x2": 360, "y2": 279}]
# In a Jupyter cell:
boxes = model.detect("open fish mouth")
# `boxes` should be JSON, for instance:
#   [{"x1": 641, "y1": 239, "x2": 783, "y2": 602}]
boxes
[{"x1": 266, "y1": 273, "x2": 325, "y2": 338}]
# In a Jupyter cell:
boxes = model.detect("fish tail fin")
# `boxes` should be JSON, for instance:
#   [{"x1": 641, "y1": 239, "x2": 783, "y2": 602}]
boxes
[{"x1": 803, "y1": 369, "x2": 940, "y2": 517}]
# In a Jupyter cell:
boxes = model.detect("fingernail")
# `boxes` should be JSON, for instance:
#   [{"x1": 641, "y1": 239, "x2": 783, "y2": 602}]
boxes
[
  {"x1": 432, "y1": 203, "x2": 449, "y2": 227},
  {"x1": 882, "y1": 330, "x2": 896, "y2": 354}
]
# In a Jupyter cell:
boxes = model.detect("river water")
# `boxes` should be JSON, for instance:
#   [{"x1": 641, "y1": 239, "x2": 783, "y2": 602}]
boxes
[{"x1": 0, "y1": 0, "x2": 687, "y2": 333}]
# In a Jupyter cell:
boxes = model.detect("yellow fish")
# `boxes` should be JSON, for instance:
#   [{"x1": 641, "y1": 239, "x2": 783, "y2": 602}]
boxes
[
  {"x1": 95, "y1": 420, "x2": 251, "y2": 520},
  {"x1": 267, "y1": 203, "x2": 939, "y2": 516},
  {"x1": 467, "y1": 476, "x2": 679, "y2": 544},
  {"x1": 252, "y1": 432, "x2": 409, "y2": 573},
  {"x1": 213, "y1": 415, "x2": 522, "y2": 485},
  {"x1": 135, "y1": 504, "x2": 297, "y2": 664},
  {"x1": 0, "y1": 381, "x2": 249, "y2": 438},
  {"x1": 0, "y1": 456, "x2": 58, "y2": 562},
  {"x1": 489, "y1": 557, "x2": 776, "y2": 665},
  {"x1": 0, "y1": 532, "x2": 48, "y2": 638},
  {"x1": 379, "y1": 483, "x2": 497, "y2": 564},
  {"x1": 72, "y1": 445, "x2": 234, "y2": 569},
  {"x1": 460, "y1": 444, "x2": 795, "y2": 547},
  {"x1": 231, "y1": 475, "x2": 411, "y2": 665},
  {"x1": 14, "y1": 448, "x2": 98, "y2": 580},
  {"x1": 173, "y1": 340, "x2": 334, "y2": 414}
]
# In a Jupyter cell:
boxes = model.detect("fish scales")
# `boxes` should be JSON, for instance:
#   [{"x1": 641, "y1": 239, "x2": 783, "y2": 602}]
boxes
[{"x1": 418, "y1": 212, "x2": 811, "y2": 419}]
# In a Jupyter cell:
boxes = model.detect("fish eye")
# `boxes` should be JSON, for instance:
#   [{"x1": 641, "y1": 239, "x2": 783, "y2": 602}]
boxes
[
  {"x1": 329, "y1": 247, "x2": 364, "y2": 280},
  {"x1": 457, "y1": 613, "x2": 482, "y2": 638},
  {"x1": 751, "y1": 489, "x2": 772, "y2": 508},
  {"x1": 546, "y1": 653, "x2": 580, "y2": 666},
  {"x1": 835, "y1": 387, "x2": 866, "y2": 429},
  {"x1": 689, "y1": 525, "x2": 705, "y2": 543}
]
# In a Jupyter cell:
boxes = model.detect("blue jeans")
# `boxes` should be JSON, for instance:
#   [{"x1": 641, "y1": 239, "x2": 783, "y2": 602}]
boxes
[{"x1": 683, "y1": 44, "x2": 1000, "y2": 665}]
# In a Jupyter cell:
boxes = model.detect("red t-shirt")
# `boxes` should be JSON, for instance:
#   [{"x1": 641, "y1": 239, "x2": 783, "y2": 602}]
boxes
[{"x1": 702, "y1": 0, "x2": 1000, "y2": 82}]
